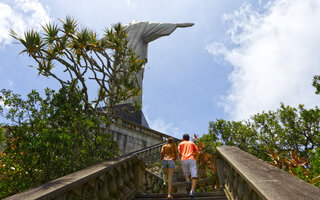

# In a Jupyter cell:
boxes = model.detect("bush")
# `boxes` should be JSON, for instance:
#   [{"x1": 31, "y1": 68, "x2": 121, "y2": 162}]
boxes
[
  {"x1": 0, "y1": 86, "x2": 118, "y2": 198},
  {"x1": 200, "y1": 103, "x2": 320, "y2": 187}
]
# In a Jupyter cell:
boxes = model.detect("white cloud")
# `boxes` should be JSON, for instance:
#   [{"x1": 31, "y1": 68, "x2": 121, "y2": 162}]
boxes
[
  {"x1": 125, "y1": 0, "x2": 138, "y2": 9},
  {"x1": 142, "y1": 104, "x2": 182, "y2": 138},
  {"x1": 0, "y1": 0, "x2": 50, "y2": 46},
  {"x1": 8, "y1": 79, "x2": 13, "y2": 87},
  {"x1": 148, "y1": 118, "x2": 182, "y2": 139},
  {"x1": 207, "y1": 0, "x2": 320, "y2": 120}
]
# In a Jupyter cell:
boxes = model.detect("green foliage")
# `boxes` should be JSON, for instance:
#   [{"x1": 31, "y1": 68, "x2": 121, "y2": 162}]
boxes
[
  {"x1": 200, "y1": 103, "x2": 320, "y2": 187},
  {"x1": 203, "y1": 103, "x2": 319, "y2": 159},
  {"x1": 268, "y1": 148, "x2": 320, "y2": 187},
  {"x1": 304, "y1": 148, "x2": 320, "y2": 187},
  {"x1": 0, "y1": 87, "x2": 118, "y2": 198},
  {"x1": 0, "y1": 127, "x2": 6, "y2": 151},
  {"x1": 192, "y1": 134, "x2": 216, "y2": 178},
  {"x1": 312, "y1": 75, "x2": 320, "y2": 95},
  {"x1": 0, "y1": 17, "x2": 144, "y2": 198}
]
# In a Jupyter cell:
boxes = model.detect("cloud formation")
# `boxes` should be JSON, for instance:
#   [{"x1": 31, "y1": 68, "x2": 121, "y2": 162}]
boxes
[
  {"x1": 0, "y1": 0, "x2": 50, "y2": 46},
  {"x1": 8, "y1": 79, "x2": 14, "y2": 87},
  {"x1": 207, "y1": 0, "x2": 320, "y2": 120},
  {"x1": 148, "y1": 118, "x2": 181, "y2": 139},
  {"x1": 143, "y1": 105, "x2": 182, "y2": 138}
]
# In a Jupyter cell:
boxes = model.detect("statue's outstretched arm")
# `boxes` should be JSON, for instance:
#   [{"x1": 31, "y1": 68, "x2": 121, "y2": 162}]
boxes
[
  {"x1": 138, "y1": 22, "x2": 194, "y2": 43},
  {"x1": 176, "y1": 23, "x2": 194, "y2": 28}
]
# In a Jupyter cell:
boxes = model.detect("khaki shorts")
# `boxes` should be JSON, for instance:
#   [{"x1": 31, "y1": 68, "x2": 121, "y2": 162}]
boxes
[{"x1": 181, "y1": 159, "x2": 197, "y2": 178}]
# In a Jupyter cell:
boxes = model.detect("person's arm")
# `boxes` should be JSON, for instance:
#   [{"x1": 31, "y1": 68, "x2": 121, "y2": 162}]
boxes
[
  {"x1": 160, "y1": 145, "x2": 165, "y2": 160},
  {"x1": 173, "y1": 146, "x2": 178, "y2": 161},
  {"x1": 178, "y1": 143, "x2": 182, "y2": 158}
]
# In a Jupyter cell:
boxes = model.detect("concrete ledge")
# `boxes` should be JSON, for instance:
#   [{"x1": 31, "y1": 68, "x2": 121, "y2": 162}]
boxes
[
  {"x1": 4, "y1": 155, "x2": 137, "y2": 200},
  {"x1": 217, "y1": 146, "x2": 320, "y2": 200}
]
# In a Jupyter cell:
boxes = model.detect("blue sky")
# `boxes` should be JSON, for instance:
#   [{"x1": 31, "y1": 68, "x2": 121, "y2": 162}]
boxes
[{"x1": 1, "y1": 0, "x2": 320, "y2": 138}]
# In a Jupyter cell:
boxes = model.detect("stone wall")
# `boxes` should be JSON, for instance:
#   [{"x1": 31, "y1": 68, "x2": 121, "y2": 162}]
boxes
[{"x1": 105, "y1": 117, "x2": 168, "y2": 155}]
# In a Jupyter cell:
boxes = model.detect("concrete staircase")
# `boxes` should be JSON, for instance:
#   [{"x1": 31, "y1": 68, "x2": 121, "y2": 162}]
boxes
[
  {"x1": 132, "y1": 191, "x2": 227, "y2": 199},
  {"x1": 137, "y1": 143, "x2": 226, "y2": 200}
]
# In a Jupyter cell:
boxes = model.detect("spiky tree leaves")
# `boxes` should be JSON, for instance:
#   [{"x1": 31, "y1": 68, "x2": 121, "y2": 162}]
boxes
[
  {"x1": 313, "y1": 75, "x2": 320, "y2": 95},
  {"x1": 10, "y1": 17, "x2": 144, "y2": 117}
]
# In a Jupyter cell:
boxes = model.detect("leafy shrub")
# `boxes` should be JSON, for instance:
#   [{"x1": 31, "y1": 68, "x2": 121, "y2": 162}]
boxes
[{"x1": 0, "y1": 86, "x2": 118, "y2": 198}]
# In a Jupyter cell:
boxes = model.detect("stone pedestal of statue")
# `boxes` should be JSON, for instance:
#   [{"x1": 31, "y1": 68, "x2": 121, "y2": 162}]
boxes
[{"x1": 113, "y1": 103, "x2": 149, "y2": 128}]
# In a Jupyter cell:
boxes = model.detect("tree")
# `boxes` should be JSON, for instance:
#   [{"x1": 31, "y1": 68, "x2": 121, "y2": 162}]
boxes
[
  {"x1": 10, "y1": 16, "x2": 144, "y2": 117},
  {"x1": 203, "y1": 103, "x2": 319, "y2": 159},
  {"x1": 0, "y1": 17, "x2": 145, "y2": 198},
  {"x1": 312, "y1": 75, "x2": 320, "y2": 94},
  {"x1": 200, "y1": 104, "x2": 320, "y2": 187},
  {"x1": 0, "y1": 86, "x2": 120, "y2": 198}
]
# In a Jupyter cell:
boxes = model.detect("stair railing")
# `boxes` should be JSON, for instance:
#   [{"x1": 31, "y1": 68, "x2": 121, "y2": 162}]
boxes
[
  {"x1": 216, "y1": 146, "x2": 320, "y2": 200},
  {"x1": 4, "y1": 140, "x2": 167, "y2": 200},
  {"x1": 131, "y1": 142, "x2": 164, "y2": 160},
  {"x1": 142, "y1": 169, "x2": 163, "y2": 193},
  {"x1": 4, "y1": 154, "x2": 145, "y2": 200},
  {"x1": 111, "y1": 116, "x2": 173, "y2": 142}
]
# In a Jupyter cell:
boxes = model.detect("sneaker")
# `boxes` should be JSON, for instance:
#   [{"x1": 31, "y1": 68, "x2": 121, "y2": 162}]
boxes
[
  {"x1": 162, "y1": 183, "x2": 167, "y2": 191},
  {"x1": 167, "y1": 194, "x2": 173, "y2": 199},
  {"x1": 190, "y1": 190, "x2": 196, "y2": 198},
  {"x1": 185, "y1": 181, "x2": 191, "y2": 192}
]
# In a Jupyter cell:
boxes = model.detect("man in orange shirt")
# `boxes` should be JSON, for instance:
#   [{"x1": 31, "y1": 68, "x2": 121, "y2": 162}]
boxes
[{"x1": 178, "y1": 134, "x2": 199, "y2": 197}]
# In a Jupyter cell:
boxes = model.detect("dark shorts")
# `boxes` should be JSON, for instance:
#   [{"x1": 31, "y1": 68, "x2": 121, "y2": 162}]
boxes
[{"x1": 162, "y1": 160, "x2": 175, "y2": 168}]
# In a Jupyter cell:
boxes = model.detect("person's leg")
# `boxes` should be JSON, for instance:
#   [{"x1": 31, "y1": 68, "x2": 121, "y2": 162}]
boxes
[
  {"x1": 167, "y1": 167, "x2": 174, "y2": 198},
  {"x1": 181, "y1": 160, "x2": 190, "y2": 180},
  {"x1": 189, "y1": 159, "x2": 198, "y2": 197},
  {"x1": 182, "y1": 160, "x2": 191, "y2": 192},
  {"x1": 162, "y1": 160, "x2": 168, "y2": 191},
  {"x1": 163, "y1": 167, "x2": 168, "y2": 183},
  {"x1": 191, "y1": 178, "x2": 197, "y2": 191}
]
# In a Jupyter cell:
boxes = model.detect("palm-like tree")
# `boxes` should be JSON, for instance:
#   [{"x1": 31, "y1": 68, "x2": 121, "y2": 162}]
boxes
[{"x1": 11, "y1": 16, "x2": 144, "y2": 118}]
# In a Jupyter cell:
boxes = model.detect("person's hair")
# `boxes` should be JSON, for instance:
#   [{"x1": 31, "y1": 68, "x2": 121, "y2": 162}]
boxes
[
  {"x1": 183, "y1": 134, "x2": 190, "y2": 141},
  {"x1": 167, "y1": 137, "x2": 175, "y2": 145},
  {"x1": 165, "y1": 137, "x2": 177, "y2": 159}
]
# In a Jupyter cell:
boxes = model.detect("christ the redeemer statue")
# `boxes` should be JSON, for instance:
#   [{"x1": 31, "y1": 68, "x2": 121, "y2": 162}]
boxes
[
  {"x1": 123, "y1": 20, "x2": 194, "y2": 105},
  {"x1": 109, "y1": 21, "x2": 193, "y2": 127}
]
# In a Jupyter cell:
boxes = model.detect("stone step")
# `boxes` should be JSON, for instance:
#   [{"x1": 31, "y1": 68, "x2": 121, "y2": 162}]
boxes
[
  {"x1": 132, "y1": 192, "x2": 227, "y2": 200},
  {"x1": 173, "y1": 165, "x2": 186, "y2": 182}
]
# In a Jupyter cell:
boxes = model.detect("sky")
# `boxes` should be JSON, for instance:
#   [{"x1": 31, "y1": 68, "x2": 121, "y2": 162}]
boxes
[{"x1": 1, "y1": 0, "x2": 320, "y2": 139}]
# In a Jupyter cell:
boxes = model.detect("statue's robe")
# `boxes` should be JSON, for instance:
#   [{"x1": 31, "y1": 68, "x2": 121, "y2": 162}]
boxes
[{"x1": 124, "y1": 21, "x2": 178, "y2": 104}]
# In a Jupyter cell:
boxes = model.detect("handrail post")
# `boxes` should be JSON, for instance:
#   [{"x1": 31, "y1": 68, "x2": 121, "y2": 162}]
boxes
[
  {"x1": 216, "y1": 157, "x2": 226, "y2": 191},
  {"x1": 133, "y1": 160, "x2": 145, "y2": 193}
]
